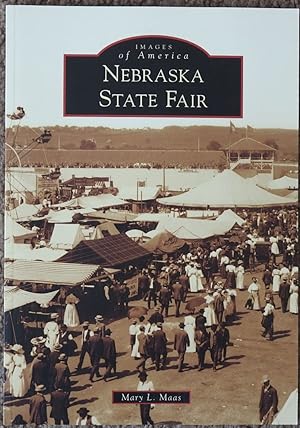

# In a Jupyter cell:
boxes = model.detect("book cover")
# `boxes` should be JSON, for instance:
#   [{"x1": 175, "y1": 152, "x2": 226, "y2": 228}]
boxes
[{"x1": 4, "y1": 5, "x2": 299, "y2": 426}]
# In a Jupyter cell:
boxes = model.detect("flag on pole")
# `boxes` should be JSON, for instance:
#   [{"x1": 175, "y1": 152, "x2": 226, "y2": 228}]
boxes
[{"x1": 230, "y1": 121, "x2": 236, "y2": 133}]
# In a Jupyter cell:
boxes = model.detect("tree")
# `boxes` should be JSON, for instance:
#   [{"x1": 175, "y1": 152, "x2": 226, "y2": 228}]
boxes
[
  {"x1": 264, "y1": 139, "x2": 279, "y2": 150},
  {"x1": 207, "y1": 140, "x2": 221, "y2": 150}
]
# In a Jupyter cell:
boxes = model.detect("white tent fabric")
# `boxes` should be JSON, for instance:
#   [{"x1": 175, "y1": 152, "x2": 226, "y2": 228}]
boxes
[
  {"x1": 49, "y1": 224, "x2": 85, "y2": 250},
  {"x1": 4, "y1": 286, "x2": 59, "y2": 312},
  {"x1": 9, "y1": 204, "x2": 42, "y2": 221},
  {"x1": 5, "y1": 241, "x2": 67, "y2": 261},
  {"x1": 134, "y1": 213, "x2": 173, "y2": 222},
  {"x1": 5, "y1": 215, "x2": 36, "y2": 241},
  {"x1": 125, "y1": 229, "x2": 145, "y2": 238},
  {"x1": 267, "y1": 176, "x2": 298, "y2": 190},
  {"x1": 151, "y1": 216, "x2": 241, "y2": 240},
  {"x1": 118, "y1": 186, "x2": 161, "y2": 201},
  {"x1": 47, "y1": 208, "x2": 95, "y2": 223},
  {"x1": 157, "y1": 170, "x2": 296, "y2": 208},
  {"x1": 287, "y1": 190, "x2": 298, "y2": 200},
  {"x1": 4, "y1": 260, "x2": 99, "y2": 286},
  {"x1": 217, "y1": 209, "x2": 245, "y2": 227},
  {"x1": 272, "y1": 389, "x2": 298, "y2": 425},
  {"x1": 53, "y1": 194, "x2": 127, "y2": 210}
]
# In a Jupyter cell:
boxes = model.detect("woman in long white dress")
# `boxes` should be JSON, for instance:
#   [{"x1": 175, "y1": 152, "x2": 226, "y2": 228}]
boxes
[
  {"x1": 4, "y1": 348, "x2": 15, "y2": 395},
  {"x1": 184, "y1": 313, "x2": 196, "y2": 353},
  {"x1": 63, "y1": 294, "x2": 80, "y2": 327},
  {"x1": 43, "y1": 313, "x2": 60, "y2": 351},
  {"x1": 196, "y1": 265, "x2": 205, "y2": 291},
  {"x1": 223, "y1": 290, "x2": 234, "y2": 321},
  {"x1": 235, "y1": 261, "x2": 245, "y2": 290},
  {"x1": 204, "y1": 292, "x2": 217, "y2": 327},
  {"x1": 188, "y1": 264, "x2": 199, "y2": 293},
  {"x1": 247, "y1": 278, "x2": 261, "y2": 310},
  {"x1": 10, "y1": 345, "x2": 28, "y2": 398},
  {"x1": 272, "y1": 266, "x2": 281, "y2": 293},
  {"x1": 131, "y1": 323, "x2": 145, "y2": 358},
  {"x1": 288, "y1": 281, "x2": 298, "y2": 314}
]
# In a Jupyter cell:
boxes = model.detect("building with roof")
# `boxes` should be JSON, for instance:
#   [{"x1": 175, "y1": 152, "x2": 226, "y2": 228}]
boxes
[{"x1": 224, "y1": 137, "x2": 276, "y2": 170}]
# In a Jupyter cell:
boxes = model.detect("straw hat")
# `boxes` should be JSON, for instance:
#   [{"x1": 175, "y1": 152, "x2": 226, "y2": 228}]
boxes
[
  {"x1": 30, "y1": 336, "x2": 46, "y2": 346},
  {"x1": 95, "y1": 315, "x2": 104, "y2": 322},
  {"x1": 35, "y1": 384, "x2": 46, "y2": 392},
  {"x1": 50, "y1": 313, "x2": 59, "y2": 320},
  {"x1": 11, "y1": 344, "x2": 24, "y2": 354}
]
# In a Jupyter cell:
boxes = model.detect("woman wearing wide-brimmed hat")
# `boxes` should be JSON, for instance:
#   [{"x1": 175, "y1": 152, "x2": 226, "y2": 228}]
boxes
[{"x1": 11, "y1": 344, "x2": 28, "y2": 398}]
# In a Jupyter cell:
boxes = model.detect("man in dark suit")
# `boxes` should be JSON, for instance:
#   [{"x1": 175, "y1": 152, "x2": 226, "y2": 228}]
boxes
[
  {"x1": 152, "y1": 322, "x2": 168, "y2": 371},
  {"x1": 159, "y1": 284, "x2": 172, "y2": 317},
  {"x1": 53, "y1": 354, "x2": 71, "y2": 394},
  {"x1": 88, "y1": 328, "x2": 103, "y2": 382},
  {"x1": 48, "y1": 343, "x2": 63, "y2": 392},
  {"x1": 195, "y1": 324, "x2": 210, "y2": 371},
  {"x1": 148, "y1": 274, "x2": 160, "y2": 309},
  {"x1": 218, "y1": 322, "x2": 230, "y2": 363},
  {"x1": 102, "y1": 328, "x2": 117, "y2": 382},
  {"x1": 210, "y1": 324, "x2": 223, "y2": 371},
  {"x1": 148, "y1": 306, "x2": 164, "y2": 325},
  {"x1": 279, "y1": 278, "x2": 290, "y2": 313},
  {"x1": 31, "y1": 353, "x2": 48, "y2": 390},
  {"x1": 179, "y1": 272, "x2": 189, "y2": 302},
  {"x1": 50, "y1": 387, "x2": 70, "y2": 424},
  {"x1": 172, "y1": 281, "x2": 184, "y2": 317},
  {"x1": 259, "y1": 375, "x2": 278, "y2": 424},
  {"x1": 136, "y1": 326, "x2": 149, "y2": 371},
  {"x1": 138, "y1": 270, "x2": 150, "y2": 300},
  {"x1": 29, "y1": 384, "x2": 48, "y2": 425},
  {"x1": 57, "y1": 324, "x2": 75, "y2": 356},
  {"x1": 195, "y1": 309, "x2": 207, "y2": 330},
  {"x1": 76, "y1": 321, "x2": 94, "y2": 372},
  {"x1": 214, "y1": 290, "x2": 225, "y2": 324},
  {"x1": 174, "y1": 322, "x2": 190, "y2": 372}
]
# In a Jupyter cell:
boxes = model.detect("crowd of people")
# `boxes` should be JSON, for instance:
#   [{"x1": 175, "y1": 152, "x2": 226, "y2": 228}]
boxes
[{"x1": 4, "y1": 205, "x2": 298, "y2": 425}]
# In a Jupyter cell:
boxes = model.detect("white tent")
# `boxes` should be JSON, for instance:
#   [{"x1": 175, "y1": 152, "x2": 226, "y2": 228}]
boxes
[
  {"x1": 150, "y1": 215, "x2": 241, "y2": 240},
  {"x1": 118, "y1": 186, "x2": 161, "y2": 201},
  {"x1": 9, "y1": 203, "x2": 42, "y2": 221},
  {"x1": 49, "y1": 224, "x2": 85, "y2": 250},
  {"x1": 157, "y1": 170, "x2": 296, "y2": 208},
  {"x1": 52, "y1": 194, "x2": 127, "y2": 210},
  {"x1": 272, "y1": 389, "x2": 298, "y2": 425},
  {"x1": 287, "y1": 190, "x2": 298, "y2": 201},
  {"x1": 4, "y1": 286, "x2": 59, "y2": 312},
  {"x1": 47, "y1": 208, "x2": 95, "y2": 223},
  {"x1": 4, "y1": 215, "x2": 36, "y2": 242},
  {"x1": 267, "y1": 176, "x2": 298, "y2": 190},
  {"x1": 216, "y1": 209, "x2": 245, "y2": 227},
  {"x1": 5, "y1": 240, "x2": 67, "y2": 261}
]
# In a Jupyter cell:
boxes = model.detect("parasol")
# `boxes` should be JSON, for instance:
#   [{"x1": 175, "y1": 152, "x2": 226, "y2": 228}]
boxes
[
  {"x1": 185, "y1": 296, "x2": 206, "y2": 312},
  {"x1": 128, "y1": 306, "x2": 148, "y2": 319}
]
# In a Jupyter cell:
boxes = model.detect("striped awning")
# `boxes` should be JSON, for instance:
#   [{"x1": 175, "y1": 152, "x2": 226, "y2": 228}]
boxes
[{"x1": 4, "y1": 260, "x2": 100, "y2": 286}]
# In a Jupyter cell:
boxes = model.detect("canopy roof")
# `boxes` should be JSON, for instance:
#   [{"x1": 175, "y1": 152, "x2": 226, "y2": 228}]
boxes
[
  {"x1": 4, "y1": 260, "x2": 100, "y2": 286},
  {"x1": 9, "y1": 203, "x2": 42, "y2": 222},
  {"x1": 47, "y1": 208, "x2": 95, "y2": 223},
  {"x1": 225, "y1": 137, "x2": 276, "y2": 151},
  {"x1": 53, "y1": 194, "x2": 127, "y2": 210},
  {"x1": 84, "y1": 209, "x2": 137, "y2": 223},
  {"x1": 5, "y1": 215, "x2": 36, "y2": 242},
  {"x1": 267, "y1": 175, "x2": 298, "y2": 190},
  {"x1": 142, "y1": 231, "x2": 186, "y2": 254},
  {"x1": 4, "y1": 286, "x2": 59, "y2": 312},
  {"x1": 58, "y1": 235, "x2": 151, "y2": 267},
  {"x1": 157, "y1": 170, "x2": 295, "y2": 208},
  {"x1": 118, "y1": 186, "x2": 161, "y2": 201},
  {"x1": 5, "y1": 241, "x2": 67, "y2": 262},
  {"x1": 49, "y1": 224, "x2": 85, "y2": 250}
]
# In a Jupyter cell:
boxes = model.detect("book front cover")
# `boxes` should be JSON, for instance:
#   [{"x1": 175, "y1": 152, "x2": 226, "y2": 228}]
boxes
[{"x1": 4, "y1": 5, "x2": 299, "y2": 426}]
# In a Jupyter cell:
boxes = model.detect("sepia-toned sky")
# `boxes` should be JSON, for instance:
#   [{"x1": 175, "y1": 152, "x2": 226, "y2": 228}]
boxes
[{"x1": 5, "y1": 6, "x2": 299, "y2": 129}]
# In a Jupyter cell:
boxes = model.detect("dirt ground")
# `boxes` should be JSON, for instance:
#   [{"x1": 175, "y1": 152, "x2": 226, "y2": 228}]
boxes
[{"x1": 4, "y1": 267, "x2": 298, "y2": 425}]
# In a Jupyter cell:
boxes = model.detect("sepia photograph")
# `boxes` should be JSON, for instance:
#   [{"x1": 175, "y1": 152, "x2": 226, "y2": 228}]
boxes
[{"x1": 3, "y1": 5, "x2": 299, "y2": 426}]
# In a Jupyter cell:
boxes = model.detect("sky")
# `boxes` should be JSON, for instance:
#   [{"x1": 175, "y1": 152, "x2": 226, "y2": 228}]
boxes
[{"x1": 5, "y1": 6, "x2": 299, "y2": 130}]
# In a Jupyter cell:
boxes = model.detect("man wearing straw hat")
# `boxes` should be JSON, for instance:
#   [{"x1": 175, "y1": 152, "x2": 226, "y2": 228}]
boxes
[{"x1": 259, "y1": 375, "x2": 278, "y2": 424}]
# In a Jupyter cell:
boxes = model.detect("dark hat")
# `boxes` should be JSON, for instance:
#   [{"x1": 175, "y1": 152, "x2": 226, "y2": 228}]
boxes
[
  {"x1": 105, "y1": 328, "x2": 112, "y2": 336},
  {"x1": 138, "y1": 371, "x2": 148, "y2": 380},
  {"x1": 82, "y1": 321, "x2": 90, "y2": 327},
  {"x1": 77, "y1": 407, "x2": 89, "y2": 416},
  {"x1": 179, "y1": 322, "x2": 185, "y2": 328}
]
